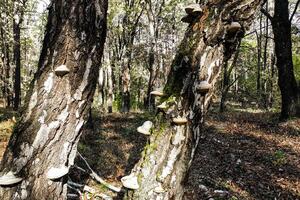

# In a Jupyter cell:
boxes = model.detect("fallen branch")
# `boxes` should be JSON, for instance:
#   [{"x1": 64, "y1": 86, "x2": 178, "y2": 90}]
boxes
[
  {"x1": 77, "y1": 152, "x2": 122, "y2": 193},
  {"x1": 67, "y1": 183, "x2": 82, "y2": 199},
  {"x1": 68, "y1": 180, "x2": 113, "y2": 200},
  {"x1": 67, "y1": 194, "x2": 79, "y2": 199}
]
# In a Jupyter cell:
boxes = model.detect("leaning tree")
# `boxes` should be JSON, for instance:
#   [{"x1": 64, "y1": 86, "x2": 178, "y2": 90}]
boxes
[
  {"x1": 0, "y1": 0, "x2": 108, "y2": 199},
  {"x1": 121, "y1": 0, "x2": 263, "y2": 199}
]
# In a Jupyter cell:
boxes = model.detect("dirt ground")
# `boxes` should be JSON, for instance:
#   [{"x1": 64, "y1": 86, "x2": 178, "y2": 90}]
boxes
[
  {"x1": 0, "y1": 108, "x2": 299, "y2": 200},
  {"x1": 184, "y1": 109, "x2": 300, "y2": 200}
]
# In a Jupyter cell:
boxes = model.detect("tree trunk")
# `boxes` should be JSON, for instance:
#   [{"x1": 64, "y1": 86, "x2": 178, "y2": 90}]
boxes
[
  {"x1": 270, "y1": 0, "x2": 299, "y2": 119},
  {"x1": 107, "y1": 64, "x2": 113, "y2": 113},
  {"x1": 0, "y1": 19, "x2": 12, "y2": 108},
  {"x1": 0, "y1": 0, "x2": 108, "y2": 199},
  {"x1": 13, "y1": 1, "x2": 23, "y2": 111},
  {"x1": 121, "y1": 58, "x2": 131, "y2": 113},
  {"x1": 220, "y1": 43, "x2": 240, "y2": 112},
  {"x1": 256, "y1": 14, "x2": 262, "y2": 96},
  {"x1": 125, "y1": 1, "x2": 262, "y2": 199}
]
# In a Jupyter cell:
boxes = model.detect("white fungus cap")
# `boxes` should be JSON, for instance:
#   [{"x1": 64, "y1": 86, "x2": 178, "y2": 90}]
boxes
[
  {"x1": 137, "y1": 121, "x2": 153, "y2": 135},
  {"x1": 47, "y1": 166, "x2": 69, "y2": 180},
  {"x1": 121, "y1": 174, "x2": 139, "y2": 190},
  {"x1": 172, "y1": 117, "x2": 188, "y2": 125},
  {"x1": 0, "y1": 171, "x2": 23, "y2": 186},
  {"x1": 54, "y1": 65, "x2": 70, "y2": 76}
]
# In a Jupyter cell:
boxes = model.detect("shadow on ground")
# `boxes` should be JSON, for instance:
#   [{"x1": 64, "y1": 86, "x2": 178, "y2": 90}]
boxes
[
  {"x1": 184, "y1": 110, "x2": 300, "y2": 200},
  {"x1": 70, "y1": 112, "x2": 149, "y2": 199}
]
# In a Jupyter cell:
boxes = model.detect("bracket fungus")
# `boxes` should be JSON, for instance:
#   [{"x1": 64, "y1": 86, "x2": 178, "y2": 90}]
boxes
[
  {"x1": 191, "y1": 7, "x2": 203, "y2": 16},
  {"x1": 172, "y1": 117, "x2": 188, "y2": 125},
  {"x1": 150, "y1": 90, "x2": 164, "y2": 97},
  {"x1": 0, "y1": 171, "x2": 23, "y2": 186},
  {"x1": 157, "y1": 102, "x2": 167, "y2": 109},
  {"x1": 137, "y1": 121, "x2": 153, "y2": 135},
  {"x1": 154, "y1": 184, "x2": 165, "y2": 193},
  {"x1": 182, "y1": 3, "x2": 203, "y2": 23},
  {"x1": 47, "y1": 166, "x2": 69, "y2": 180},
  {"x1": 227, "y1": 22, "x2": 242, "y2": 33},
  {"x1": 184, "y1": 3, "x2": 201, "y2": 14},
  {"x1": 197, "y1": 81, "x2": 211, "y2": 96},
  {"x1": 121, "y1": 174, "x2": 139, "y2": 190},
  {"x1": 54, "y1": 65, "x2": 70, "y2": 76},
  {"x1": 181, "y1": 15, "x2": 194, "y2": 24}
]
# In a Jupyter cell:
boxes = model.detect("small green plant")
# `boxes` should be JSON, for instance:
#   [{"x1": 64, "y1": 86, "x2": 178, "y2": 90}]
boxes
[{"x1": 272, "y1": 150, "x2": 287, "y2": 166}]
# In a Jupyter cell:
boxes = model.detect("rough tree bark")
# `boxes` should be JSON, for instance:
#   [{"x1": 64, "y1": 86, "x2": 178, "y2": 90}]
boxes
[
  {"x1": 124, "y1": 1, "x2": 262, "y2": 199},
  {"x1": 0, "y1": 0, "x2": 107, "y2": 199},
  {"x1": 262, "y1": 0, "x2": 300, "y2": 119}
]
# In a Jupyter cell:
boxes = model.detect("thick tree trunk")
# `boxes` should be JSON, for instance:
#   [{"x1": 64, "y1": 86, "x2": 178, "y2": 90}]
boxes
[
  {"x1": 0, "y1": 0, "x2": 108, "y2": 199},
  {"x1": 125, "y1": 1, "x2": 262, "y2": 199},
  {"x1": 270, "y1": 0, "x2": 299, "y2": 119}
]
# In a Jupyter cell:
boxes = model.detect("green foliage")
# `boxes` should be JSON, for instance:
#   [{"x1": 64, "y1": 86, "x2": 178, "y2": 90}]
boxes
[
  {"x1": 113, "y1": 93, "x2": 122, "y2": 112},
  {"x1": 293, "y1": 54, "x2": 300, "y2": 82}
]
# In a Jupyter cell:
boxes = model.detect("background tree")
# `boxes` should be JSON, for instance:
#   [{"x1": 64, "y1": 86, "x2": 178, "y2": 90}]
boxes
[{"x1": 262, "y1": 0, "x2": 300, "y2": 119}]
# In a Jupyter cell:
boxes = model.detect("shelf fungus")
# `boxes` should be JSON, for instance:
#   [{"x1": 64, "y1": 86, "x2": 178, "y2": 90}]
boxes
[
  {"x1": 184, "y1": 3, "x2": 201, "y2": 14},
  {"x1": 197, "y1": 81, "x2": 211, "y2": 96},
  {"x1": 47, "y1": 166, "x2": 69, "y2": 180},
  {"x1": 121, "y1": 174, "x2": 139, "y2": 190},
  {"x1": 157, "y1": 102, "x2": 167, "y2": 109},
  {"x1": 150, "y1": 90, "x2": 164, "y2": 97},
  {"x1": 181, "y1": 15, "x2": 194, "y2": 24},
  {"x1": 54, "y1": 65, "x2": 70, "y2": 76},
  {"x1": 172, "y1": 117, "x2": 188, "y2": 125},
  {"x1": 154, "y1": 184, "x2": 165, "y2": 193},
  {"x1": 137, "y1": 121, "x2": 153, "y2": 135},
  {"x1": 0, "y1": 171, "x2": 23, "y2": 186},
  {"x1": 227, "y1": 22, "x2": 242, "y2": 33}
]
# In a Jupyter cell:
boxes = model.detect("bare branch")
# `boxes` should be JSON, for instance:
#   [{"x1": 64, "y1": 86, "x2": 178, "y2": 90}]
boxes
[
  {"x1": 261, "y1": 8, "x2": 273, "y2": 21},
  {"x1": 290, "y1": 0, "x2": 300, "y2": 22}
]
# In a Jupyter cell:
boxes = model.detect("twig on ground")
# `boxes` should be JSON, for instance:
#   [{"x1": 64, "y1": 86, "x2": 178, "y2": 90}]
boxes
[
  {"x1": 77, "y1": 152, "x2": 122, "y2": 193},
  {"x1": 67, "y1": 194, "x2": 79, "y2": 199}
]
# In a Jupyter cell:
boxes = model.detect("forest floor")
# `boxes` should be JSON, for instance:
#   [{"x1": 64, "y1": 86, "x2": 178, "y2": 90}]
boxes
[{"x1": 0, "y1": 106, "x2": 299, "y2": 199}]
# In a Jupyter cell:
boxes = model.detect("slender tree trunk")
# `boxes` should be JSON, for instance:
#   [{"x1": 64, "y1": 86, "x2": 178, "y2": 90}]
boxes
[
  {"x1": 125, "y1": 1, "x2": 262, "y2": 199},
  {"x1": 0, "y1": 31, "x2": 12, "y2": 108},
  {"x1": 121, "y1": 56, "x2": 131, "y2": 113},
  {"x1": 13, "y1": 1, "x2": 23, "y2": 110},
  {"x1": 220, "y1": 43, "x2": 240, "y2": 112},
  {"x1": 262, "y1": 3, "x2": 269, "y2": 109},
  {"x1": 256, "y1": 14, "x2": 262, "y2": 96},
  {"x1": 145, "y1": 47, "x2": 156, "y2": 110},
  {"x1": 107, "y1": 64, "x2": 113, "y2": 113},
  {"x1": 0, "y1": 0, "x2": 108, "y2": 199}
]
